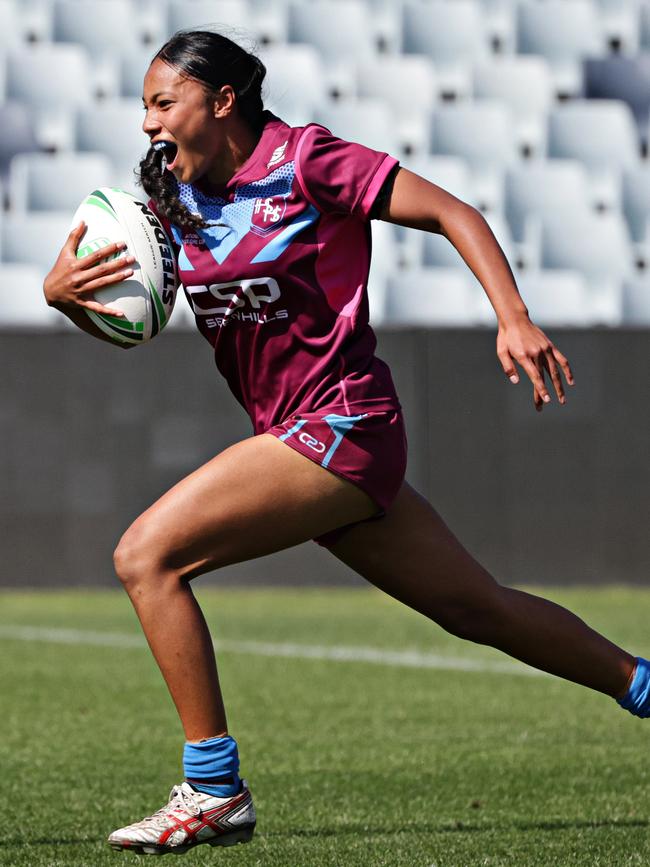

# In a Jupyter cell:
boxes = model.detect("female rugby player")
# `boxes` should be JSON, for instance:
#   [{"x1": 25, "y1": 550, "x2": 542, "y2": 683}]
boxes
[{"x1": 43, "y1": 30, "x2": 650, "y2": 857}]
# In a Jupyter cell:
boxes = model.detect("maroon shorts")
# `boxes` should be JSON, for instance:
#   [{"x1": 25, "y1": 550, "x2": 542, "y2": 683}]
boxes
[{"x1": 266, "y1": 408, "x2": 408, "y2": 546}]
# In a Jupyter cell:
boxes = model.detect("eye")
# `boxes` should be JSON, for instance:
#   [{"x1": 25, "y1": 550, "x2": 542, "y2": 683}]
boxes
[{"x1": 159, "y1": 101, "x2": 173, "y2": 109}]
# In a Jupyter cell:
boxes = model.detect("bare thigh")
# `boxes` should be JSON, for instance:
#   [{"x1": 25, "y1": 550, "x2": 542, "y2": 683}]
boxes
[{"x1": 119, "y1": 433, "x2": 378, "y2": 579}]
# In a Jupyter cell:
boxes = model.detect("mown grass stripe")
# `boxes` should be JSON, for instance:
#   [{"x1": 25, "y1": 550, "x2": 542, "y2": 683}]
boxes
[{"x1": 0, "y1": 625, "x2": 544, "y2": 677}]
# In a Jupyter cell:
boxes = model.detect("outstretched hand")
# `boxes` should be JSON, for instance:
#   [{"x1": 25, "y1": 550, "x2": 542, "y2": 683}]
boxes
[{"x1": 496, "y1": 313, "x2": 575, "y2": 412}]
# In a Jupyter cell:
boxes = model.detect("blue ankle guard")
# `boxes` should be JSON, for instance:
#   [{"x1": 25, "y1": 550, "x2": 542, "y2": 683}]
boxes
[
  {"x1": 617, "y1": 658, "x2": 650, "y2": 718},
  {"x1": 183, "y1": 735, "x2": 241, "y2": 797}
]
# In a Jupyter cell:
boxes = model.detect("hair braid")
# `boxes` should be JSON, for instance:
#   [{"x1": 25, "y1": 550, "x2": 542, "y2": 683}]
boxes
[{"x1": 138, "y1": 146, "x2": 208, "y2": 232}]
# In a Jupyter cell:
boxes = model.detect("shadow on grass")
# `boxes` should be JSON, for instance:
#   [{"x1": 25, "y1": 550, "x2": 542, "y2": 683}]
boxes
[{"x1": 264, "y1": 817, "x2": 650, "y2": 839}]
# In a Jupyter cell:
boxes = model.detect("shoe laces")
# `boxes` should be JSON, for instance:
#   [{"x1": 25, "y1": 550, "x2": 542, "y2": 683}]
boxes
[{"x1": 142, "y1": 784, "x2": 201, "y2": 830}]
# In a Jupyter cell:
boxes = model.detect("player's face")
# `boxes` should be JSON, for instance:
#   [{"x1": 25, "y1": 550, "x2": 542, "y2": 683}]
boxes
[{"x1": 142, "y1": 59, "x2": 230, "y2": 185}]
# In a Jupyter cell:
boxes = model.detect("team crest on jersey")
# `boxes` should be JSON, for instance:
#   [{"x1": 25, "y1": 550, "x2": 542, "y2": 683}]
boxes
[
  {"x1": 250, "y1": 196, "x2": 286, "y2": 235},
  {"x1": 267, "y1": 140, "x2": 288, "y2": 168}
]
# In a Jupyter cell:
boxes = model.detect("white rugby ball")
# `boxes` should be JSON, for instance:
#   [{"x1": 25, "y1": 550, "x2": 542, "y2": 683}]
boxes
[{"x1": 70, "y1": 187, "x2": 178, "y2": 345}]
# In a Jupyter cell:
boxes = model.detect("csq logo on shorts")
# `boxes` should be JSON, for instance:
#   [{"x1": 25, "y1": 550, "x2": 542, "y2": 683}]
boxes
[{"x1": 279, "y1": 413, "x2": 368, "y2": 468}]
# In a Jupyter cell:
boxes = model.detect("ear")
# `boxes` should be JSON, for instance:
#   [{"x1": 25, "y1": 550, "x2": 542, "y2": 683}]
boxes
[{"x1": 213, "y1": 85, "x2": 236, "y2": 119}]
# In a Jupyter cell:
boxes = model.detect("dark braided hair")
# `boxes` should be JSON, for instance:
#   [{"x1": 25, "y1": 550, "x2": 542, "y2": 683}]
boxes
[{"x1": 138, "y1": 30, "x2": 267, "y2": 231}]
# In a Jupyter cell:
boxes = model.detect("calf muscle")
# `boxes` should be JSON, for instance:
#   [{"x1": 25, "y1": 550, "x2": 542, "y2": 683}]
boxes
[{"x1": 326, "y1": 483, "x2": 634, "y2": 698}]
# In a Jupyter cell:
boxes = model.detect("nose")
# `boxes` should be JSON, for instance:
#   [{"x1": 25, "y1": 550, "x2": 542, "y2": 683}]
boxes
[{"x1": 142, "y1": 108, "x2": 160, "y2": 136}]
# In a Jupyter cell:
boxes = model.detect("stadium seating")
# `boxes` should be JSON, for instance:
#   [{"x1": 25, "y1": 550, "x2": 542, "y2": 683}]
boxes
[
  {"x1": 584, "y1": 55, "x2": 650, "y2": 136},
  {"x1": 52, "y1": 0, "x2": 146, "y2": 57},
  {"x1": 0, "y1": 264, "x2": 62, "y2": 327},
  {"x1": 623, "y1": 277, "x2": 650, "y2": 323},
  {"x1": 402, "y1": 0, "x2": 489, "y2": 99},
  {"x1": 313, "y1": 100, "x2": 400, "y2": 156},
  {"x1": 0, "y1": 102, "x2": 39, "y2": 181},
  {"x1": 517, "y1": 0, "x2": 603, "y2": 97},
  {"x1": 541, "y1": 209, "x2": 631, "y2": 324},
  {"x1": 385, "y1": 268, "x2": 486, "y2": 327},
  {"x1": 289, "y1": 1, "x2": 375, "y2": 62},
  {"x1": 8, "y1": 152, "x2": 113, "y2": 212},
  {"x1": 1, "y1": 0, "x2": 650, "y2": 327},
  {"x1": 473, "y1": 56, "x2": 553, "y2": 159},
  {"x1": 516, "y1": 270, "x2": 594, "y2": 327},
  {"x1": 168, "y1": 0, "x2": 287, "y2": 47},
  {"x1": 76, "y1": 100, "x2": 149, "y2": 181},
  {"x1": 505, "y1": 161, "x2": 592, "y2": 243},
  {"x1": 259, "y1": 44, "x2": 326, "y2": 122},
  {"x1": 1, "y1": 211, "x2": 71, "y2": 272}
]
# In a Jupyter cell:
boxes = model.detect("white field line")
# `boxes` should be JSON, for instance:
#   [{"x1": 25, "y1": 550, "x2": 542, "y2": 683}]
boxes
[{"x1": 0, "y1": 625, "x2": 545, "y2": 677}]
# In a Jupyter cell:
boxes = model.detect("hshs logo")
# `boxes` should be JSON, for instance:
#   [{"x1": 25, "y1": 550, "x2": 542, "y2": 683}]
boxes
[
  {"x1": 250, "y1": 196, "x2": 286, "y2": 235},
  {"x1": 186, "y1": 277, "x2": 281, "y2": 316}
]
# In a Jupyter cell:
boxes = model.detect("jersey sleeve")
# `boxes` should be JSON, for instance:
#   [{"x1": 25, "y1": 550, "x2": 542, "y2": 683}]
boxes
[{"x1": 295, "y1": 124, "x2": 400, "y2": 219}]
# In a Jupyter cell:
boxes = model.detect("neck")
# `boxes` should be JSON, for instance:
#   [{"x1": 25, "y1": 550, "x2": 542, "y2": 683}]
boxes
[{"x1": 201, "y1": 118, "x2": 262, "y2": 190}]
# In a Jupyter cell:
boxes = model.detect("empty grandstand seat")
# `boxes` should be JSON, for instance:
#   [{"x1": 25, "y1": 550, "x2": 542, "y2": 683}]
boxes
[
  {"x1": 76, "y1": 99, "x2": 149, "y2": 178},
  {"x1": 0, "y1": 0, "x2": 52, "y2": 48},
  {"x1": 0, "y1": 102, "x2": 39, "y2": 181},
  {"x1": 53, "y1": 0, "x2": 143, "y2": 56},
  {"x1": 0, "y1": 264, "x2": 62, "y2": 328},
  {"x1": 385, "y1": 268, "x2": 484, "y2": 326},
  {"x1": 584, "y1": 56, "x2": 650, "y2": 138},
  {"x1": 402, "y1": 0, "x2": 489, "y2": 100},
  {"x1": 622, "y1": 165, "x2": 650, "y2": 242},
  {"x1": 259, "y1": 44, "x2": 327, "y2": 121},
  {"x1": 312, "y1": 100, "x2": 400, "y2": 156},
  {"x1": 548, "y1": 99, "x2": 640, "y2": 172},
  {"x1": 505, "y1": 161, "x2": 592, "y2": 242},
  {"x1": 622, "y1": 278, "x2": 650, "y2": 324},
  {"x1": 541, "y1": 210, "x2": 630, "y2": 324},
  {"x1": 431, "y1": 101, "x2": 514, "y2": 213},
  {"x1": 473, "y1": 56, "x2": 553, "y2": 159},
  {"x1": 517, "y1": 270, "x2": 592, "y2": 326},
  {"x1": 593, "y1": 0, "x2": 641, "y2": 55},
  {"x1": 432, "y1": 101, "x2": 516, "y2": 170},
  {"x1": 356, "y1": 55, "x2": 436, "y2": 156},
  {"x1": 1, "y1": 212, "x2": 71, "y2": 272},
  {"x1": 6, "y1": 44, "x2": 92, "y2": 109},
  {"x1": 168, "y1": 0, "x2": 287, "y2": 46},
  {"x1": 517, "y1": 0, "x2": 603, "y2": 97},
  {"x1": 8, "y1": 152, "x2": 113, "y2": 212},
  {"x1": 289, "y1": 0, "x2": 375, "y2": 61},
  {"x1": 367, "y1": 220, "x2": 399, "y2": 325}
]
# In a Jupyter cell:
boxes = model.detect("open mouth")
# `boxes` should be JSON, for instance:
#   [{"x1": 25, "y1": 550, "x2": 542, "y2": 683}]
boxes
[{"x1": 152, "y1": 140, "x2": 179, "y2": 171}]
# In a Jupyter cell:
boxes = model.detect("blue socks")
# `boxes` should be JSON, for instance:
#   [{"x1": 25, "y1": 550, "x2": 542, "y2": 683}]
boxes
[
  {"x1": 183, "y1": 735, "x2": 241, "y2": 797},
  {"x1": 617, "y1": 658, "x2": 650, "y2": 718}
]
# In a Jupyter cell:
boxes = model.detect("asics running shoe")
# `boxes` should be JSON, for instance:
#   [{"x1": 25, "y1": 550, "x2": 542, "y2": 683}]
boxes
[{"x1": 107, "y1": 781, "x2": 255, "y2": 855}]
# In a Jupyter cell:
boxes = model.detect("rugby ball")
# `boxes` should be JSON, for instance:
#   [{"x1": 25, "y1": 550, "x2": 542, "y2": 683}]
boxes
[{"x1": 70, "y1": 187, "x2": 178, "y2": 345}]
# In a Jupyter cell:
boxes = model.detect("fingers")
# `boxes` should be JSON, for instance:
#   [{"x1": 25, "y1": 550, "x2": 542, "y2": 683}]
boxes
[
  {"x1": 551, "y1": 345, "x2": 575, "y2": 387},
  {"x1": 65, "y1": 221, "x2": 87, "y2": 252},
  {"x1": 77, "y1": 240, "x2": 129, "y2": 269},
  {"x1": 497, "y1": 348, "x2": 519, "y2": 384},
  {"x1": 79, "y1": 265, "x2": 135, "y2": 297},
  {"x1": 77, "y1": 297, "x2": 128, "y2": 317}
]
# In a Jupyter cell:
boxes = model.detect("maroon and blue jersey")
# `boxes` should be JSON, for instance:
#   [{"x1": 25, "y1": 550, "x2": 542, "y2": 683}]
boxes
[{"x1": 150, "y1": 111, "x2": 401, "y2": 435}]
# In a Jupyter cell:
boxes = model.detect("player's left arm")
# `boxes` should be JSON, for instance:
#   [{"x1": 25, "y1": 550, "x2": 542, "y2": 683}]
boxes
[{"x1": 377, "y1": 167, "x2": 574, "y2": 411}]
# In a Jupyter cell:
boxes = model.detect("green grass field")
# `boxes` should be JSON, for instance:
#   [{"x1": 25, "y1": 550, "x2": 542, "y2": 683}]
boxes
[{"x1": 2, "y1": 586, "x2": 650, "y2": 867}]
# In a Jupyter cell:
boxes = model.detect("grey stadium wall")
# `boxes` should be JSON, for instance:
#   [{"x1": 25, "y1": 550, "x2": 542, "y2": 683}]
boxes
[{"x1": 0, "y1": 327, "x2": 648, "y2": 588}]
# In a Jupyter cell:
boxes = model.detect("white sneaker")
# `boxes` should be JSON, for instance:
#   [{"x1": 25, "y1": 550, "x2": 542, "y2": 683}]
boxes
[{"x1": 107, "y1": 780, "x2": 256, "y2": 855}]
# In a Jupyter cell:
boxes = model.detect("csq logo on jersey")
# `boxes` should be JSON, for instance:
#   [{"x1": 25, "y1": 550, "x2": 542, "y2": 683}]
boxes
[
  {"x1": 250, "y1": 196, "x2": 287, "y2": 236},
  {"x1": 185, "y1": 277, "x2": 288, "y2": 328}
]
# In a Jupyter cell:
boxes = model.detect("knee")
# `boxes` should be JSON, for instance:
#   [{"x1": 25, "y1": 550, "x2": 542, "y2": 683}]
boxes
[{"x1": 113, "y1": 519, "x2": 174, "y2": 595}]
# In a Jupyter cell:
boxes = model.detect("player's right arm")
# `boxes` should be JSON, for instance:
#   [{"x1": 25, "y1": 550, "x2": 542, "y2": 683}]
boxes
[{"x1": 43, "y1": 221, "x2": 137, "y2": 347}]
